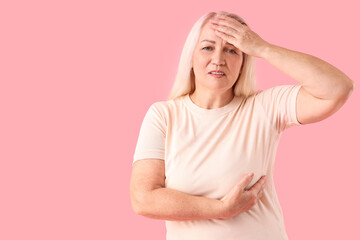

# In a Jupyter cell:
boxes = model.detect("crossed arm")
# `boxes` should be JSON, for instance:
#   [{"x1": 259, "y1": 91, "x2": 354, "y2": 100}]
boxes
[{"x1": 130, "y1": 159, "x2": 266, "y2": 221}]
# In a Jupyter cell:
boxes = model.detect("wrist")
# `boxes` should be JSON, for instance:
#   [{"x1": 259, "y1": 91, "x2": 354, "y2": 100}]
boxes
[
  {"x1": 216, "y1": 199, "x2": 230, "y2": 219},
  {"x1": 258, "y1": 42, "x2": 273, "y2": 60}
]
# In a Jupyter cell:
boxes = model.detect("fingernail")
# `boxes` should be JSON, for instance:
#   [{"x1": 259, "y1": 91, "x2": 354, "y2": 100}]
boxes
[{"x1": 248, "y1": 172, "x2": 254, "y2": 177}]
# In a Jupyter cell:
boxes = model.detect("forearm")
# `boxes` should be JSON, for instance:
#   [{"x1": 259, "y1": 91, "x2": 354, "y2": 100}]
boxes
[
  {"x1": 136, "y1": 187, "x2": 224, "y2": 221},
  {"x1": 261, "y1": 44, "x2": 354, "y2": 100}
]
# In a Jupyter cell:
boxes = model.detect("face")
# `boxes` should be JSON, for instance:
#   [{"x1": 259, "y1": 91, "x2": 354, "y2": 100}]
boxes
[{"x1": 192, "y1": 19, "x2": 243, "y2": 93}]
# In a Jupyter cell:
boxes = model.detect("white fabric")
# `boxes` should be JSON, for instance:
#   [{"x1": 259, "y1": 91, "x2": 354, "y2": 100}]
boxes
[{"x1": 133, "y1": 84, "x2": 302, "y2": 240}]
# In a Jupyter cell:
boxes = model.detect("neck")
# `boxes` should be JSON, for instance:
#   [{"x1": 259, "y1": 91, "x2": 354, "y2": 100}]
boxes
[{"x1": 189, "y1": 89, "x2": 234, "y2": 109}]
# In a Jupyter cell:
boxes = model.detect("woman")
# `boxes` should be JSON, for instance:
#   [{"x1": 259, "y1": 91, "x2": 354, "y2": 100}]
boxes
[{"x1": 130, "y1": 11, "x2": 354, "y2": 240}]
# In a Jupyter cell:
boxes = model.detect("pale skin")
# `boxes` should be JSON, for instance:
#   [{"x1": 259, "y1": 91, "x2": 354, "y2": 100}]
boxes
[{"x1": 130, "y1": 14, "x2": 354, "y2": 221}]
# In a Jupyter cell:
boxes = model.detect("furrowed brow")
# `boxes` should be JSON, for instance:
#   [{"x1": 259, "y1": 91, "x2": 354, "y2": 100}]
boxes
[{"x1": 201, "y1": 39, "x2": 234, "y2": 46}]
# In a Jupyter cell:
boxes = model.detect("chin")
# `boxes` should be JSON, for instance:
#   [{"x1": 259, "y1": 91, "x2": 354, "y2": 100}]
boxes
[{"x1": 203, "y1": 84, "x2": 233, "y2": 91}]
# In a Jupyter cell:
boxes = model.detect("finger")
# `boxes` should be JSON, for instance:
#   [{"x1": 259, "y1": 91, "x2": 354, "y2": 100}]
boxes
[
  {"x1": 213, "y1": 29, "x2": 236, "y2": 45},
  {"x1": 249, "y1": 175, "x2": 267, "y2": 193},
  {"x1": 211, "y1": 23, "x2": 238, "y2": 38},
  {"x1": 238, "y1": 172, "x2": 255, "y2": 191},
  {"x1": 210, "y1": 23, "x2": 241, "y2": 40},
  {"x1": 212, "y1": 14, "x2": 243, "y2": 26},
  {"x1": 211, "y1": 15, "x2": 247, "y2": 31},
  {"x1": 210, "y1": 19, "x2": 238, "y2": 32},
  {"x1": 210, "y1": 21, "x2": 242, "y2": 49},
  {"x1": 257, "y1": 188, "x2": 264, "y2": 198},
  {"x1": 257, "y1": 192, "x2": 264, "y2": 203}
]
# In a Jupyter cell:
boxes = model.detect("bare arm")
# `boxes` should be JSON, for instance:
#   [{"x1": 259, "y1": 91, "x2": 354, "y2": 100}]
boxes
[
  {"x1": 210, "y1": 14, "x2": 354, "y2": 125},
  {"x1": 130, "y1": 159, "x2": 223, "y2": 221},
  {"x1": 260, "y1": 44, "x2": 354, "y2": 124},
  {"x1": 130, "y1": 159, "x2": 266, "y2": 221}
]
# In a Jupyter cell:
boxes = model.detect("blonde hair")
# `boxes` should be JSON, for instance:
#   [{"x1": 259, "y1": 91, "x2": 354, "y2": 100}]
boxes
[{"x1": 168, "y1": 11, "x2": 257, "y2": 100}]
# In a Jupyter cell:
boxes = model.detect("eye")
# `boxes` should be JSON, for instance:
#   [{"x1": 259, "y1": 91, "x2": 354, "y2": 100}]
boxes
[
  {"x1": 228, "y1": 49, "x2": 237, "y2": 54},
  {"x1": 202, "y1": 46, "x2": 237, "y2": 54},
  {"x1": 202, "y1": 46, "x2": 212, "y2": 51}
]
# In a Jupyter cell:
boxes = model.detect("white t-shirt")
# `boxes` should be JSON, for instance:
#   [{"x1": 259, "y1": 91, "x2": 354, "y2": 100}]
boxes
[{"x1": 133, "y1": 84, "x2": 302, "y2": 240}]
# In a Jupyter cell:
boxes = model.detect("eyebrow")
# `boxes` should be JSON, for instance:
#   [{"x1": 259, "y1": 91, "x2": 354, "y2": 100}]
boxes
[{"x1": 201, "y1": 39, "x2": 234, "y2": 46}]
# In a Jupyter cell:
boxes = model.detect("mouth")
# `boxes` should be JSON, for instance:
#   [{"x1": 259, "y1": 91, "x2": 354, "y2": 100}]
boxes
[{"x1": 208, "y1": 70, "x2": 226, "y2": 78}]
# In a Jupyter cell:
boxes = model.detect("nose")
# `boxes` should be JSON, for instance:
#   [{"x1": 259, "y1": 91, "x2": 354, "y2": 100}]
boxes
[{"x1": 211, "y1": 47, "x2": 225, "y2": 67}]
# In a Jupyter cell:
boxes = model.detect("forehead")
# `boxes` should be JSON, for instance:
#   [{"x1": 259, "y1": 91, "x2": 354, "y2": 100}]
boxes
[{"x1": 198, "y1": 21, "x2": 234, "y2": 47}]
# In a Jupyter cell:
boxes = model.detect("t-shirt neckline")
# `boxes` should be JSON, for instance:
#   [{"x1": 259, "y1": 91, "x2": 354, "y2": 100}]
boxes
[{"x1": 184, "y1": 93, "x2": 242, "y2": 117}]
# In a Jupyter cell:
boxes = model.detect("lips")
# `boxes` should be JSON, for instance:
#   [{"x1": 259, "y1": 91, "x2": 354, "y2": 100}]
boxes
[
  {"x1": 209, "y1": 74, "x2": 224, "y2": 78},
  {"x1": 208, "y1": 70, "x2": 226, "y2": 75},
  {"x1": 209, "y1": 70, "x2": 226, "y2": 78}
]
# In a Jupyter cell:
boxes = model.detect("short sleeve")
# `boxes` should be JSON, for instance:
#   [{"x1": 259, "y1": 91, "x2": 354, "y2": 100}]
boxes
[
  {"x1": 256, "y1": 84, "x2": 302, "y2": 133},
  {"x1": 133, "y1": 103, "x2": 166, "y2": 165}
]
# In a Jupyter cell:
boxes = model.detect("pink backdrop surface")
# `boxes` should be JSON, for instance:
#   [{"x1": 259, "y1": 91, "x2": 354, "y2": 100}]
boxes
[{"x1": 1, "y1": 0, "x2": 359, "y2": 239}]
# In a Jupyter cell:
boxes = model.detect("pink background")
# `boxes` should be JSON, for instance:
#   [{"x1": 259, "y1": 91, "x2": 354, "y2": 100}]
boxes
[{"x1": 1, "y1": 0, "x2": 359, "y2": 239}]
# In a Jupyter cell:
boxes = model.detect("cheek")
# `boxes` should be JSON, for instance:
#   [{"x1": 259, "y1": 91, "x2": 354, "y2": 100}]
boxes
[
  {"x1": 193, "y1": 55, "x2": 208, "y2": 70},
  {"x1": 231, "y1": 59, "x2": 243, "y2": 74},
  {"x1": 196, "y1": 53, "x2": 208, "y2": 63}
]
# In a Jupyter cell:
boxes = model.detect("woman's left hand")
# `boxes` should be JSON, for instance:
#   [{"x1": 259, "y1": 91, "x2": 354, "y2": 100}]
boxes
[{"x1": 209, "y1": 14, "x2": 271, "y2": 58}]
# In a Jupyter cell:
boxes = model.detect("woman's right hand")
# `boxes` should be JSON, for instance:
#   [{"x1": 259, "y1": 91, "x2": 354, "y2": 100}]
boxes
[{"x1": 219, "y1": 172, "x2": 267, "y2": 219}]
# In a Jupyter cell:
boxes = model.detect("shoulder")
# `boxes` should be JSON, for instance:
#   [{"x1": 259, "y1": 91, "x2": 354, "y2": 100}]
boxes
[
  {"x1": 147, "y1": 95, "x2": 186, "y2": 122},
  {"x1": 253, "y1": 85, "x2": 301, "y2": 98},
  {"x1": 247, "y1": 85, "x2": 301, "y2": 106},
  {"x1": 150, "y1": 95, "x2": 184, "y2": 113}
]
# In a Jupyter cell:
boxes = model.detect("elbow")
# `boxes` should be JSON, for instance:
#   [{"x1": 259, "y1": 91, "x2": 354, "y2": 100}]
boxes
[
  {"x1": 349, "y1": 79, "x2": 355, "y2": 95},
  {"x1": 130, "y1": 190, "x2": 149, "y2": 216},
  {"x1": 131, "y1": 201, "x2": 143, "y2": 216},
  {"x1": 335, "y1": 78, "x2": 354, "y2": 101},
  {"x1": 343, "y1": 78, "x2": 355, "y2": 100},
  {"x1": 344, "y1": 76, "x2": 355, "y2": 93}
]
